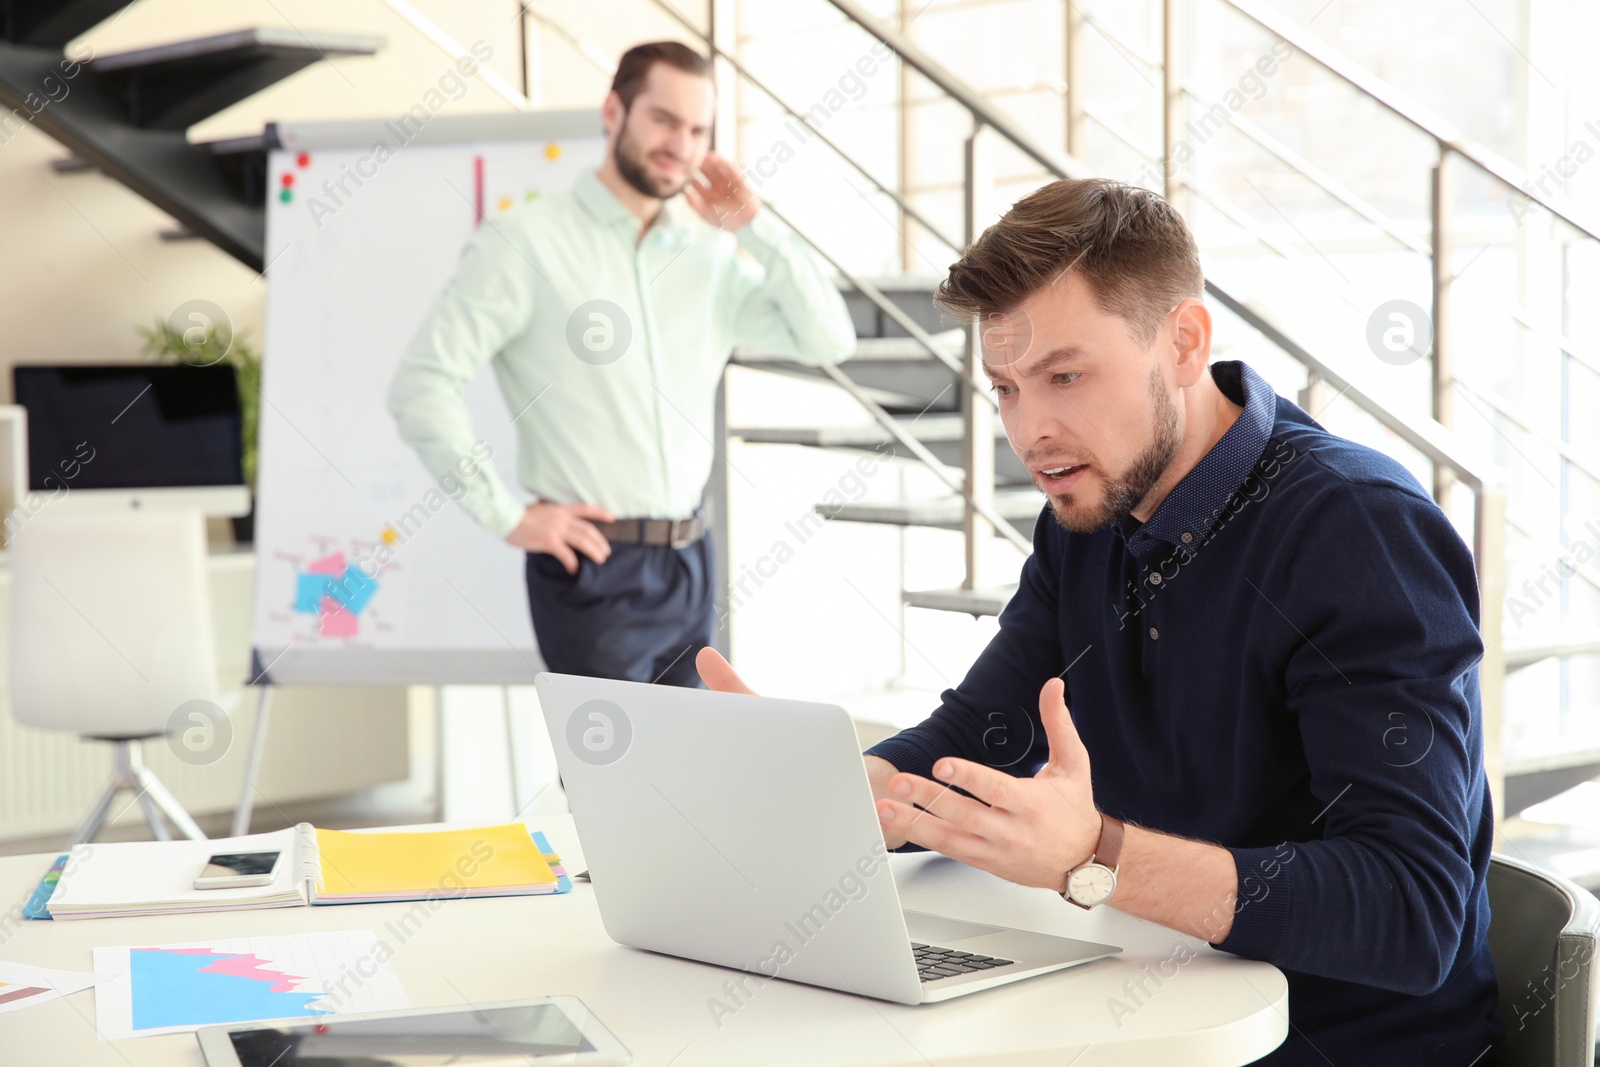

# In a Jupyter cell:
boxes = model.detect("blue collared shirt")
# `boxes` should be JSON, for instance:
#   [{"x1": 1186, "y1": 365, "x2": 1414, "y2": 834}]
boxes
[{"x1": 869, "y1": 360, "x2": 1503, "y2": 1063}]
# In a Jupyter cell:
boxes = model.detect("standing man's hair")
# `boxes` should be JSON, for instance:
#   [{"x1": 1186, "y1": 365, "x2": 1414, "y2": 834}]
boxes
[
  {"x1": 939, "y1": 179, "x2": 1204, "y2": 347},
  {"x1": 610, "y1": 41, "x2": 714, "y2": 111}
]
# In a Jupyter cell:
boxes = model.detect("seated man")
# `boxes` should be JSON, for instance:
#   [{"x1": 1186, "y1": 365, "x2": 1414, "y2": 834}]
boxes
[{"x1": 699, "y1": 177, "x2": 1504, "y2": 1062}]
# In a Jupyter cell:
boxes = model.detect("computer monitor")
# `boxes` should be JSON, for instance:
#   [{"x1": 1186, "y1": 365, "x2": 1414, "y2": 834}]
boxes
[{"x1": 12, "y1": 364, "x2": 249, "y2": 515}]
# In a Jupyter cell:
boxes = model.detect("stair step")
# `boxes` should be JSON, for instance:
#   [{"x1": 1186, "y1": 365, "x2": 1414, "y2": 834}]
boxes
[
  {"x1": 903, "y1": 584, "x2": 1017, "y2": 616},
  {"x1": 1, "y1": 0, "x2": 129, "y2": 47},
  {"x1": 91, "y1": 28, "x2": 383, "y2": 130},
  {"x1": 836, "y1": 275, "x2": 946, "y2": 339},
  {"x1": 1503, "y1": 746, "x2": 1600, "y2": 815},
  {"x1": 733, "y1": 332, "x2": 968, "y2": 415},
  {"x1": 734, "y1": 332, "x2": 963, "y2": 365},
  {"x1": 194, "y1": 132, "x2": 273, "y2": 210},
  {"x1": 820, "y1": 489, "x2": 1042, "y2": 531},
  {"x1": 733, "y1": 412, "x2": 1032, "y2": 485},
  {"x1": 1505, "y1": 633, "x2": 1600, "y2": 672},
  {"x1": 732, "y1": 412, "x2": 997, "y2": 447},
  {"x1": 49, "y1": 155, "x2": 96, "y2": 174},
  {"x1": 0, "y1": 31, "x2": 377, "y2": 269}
]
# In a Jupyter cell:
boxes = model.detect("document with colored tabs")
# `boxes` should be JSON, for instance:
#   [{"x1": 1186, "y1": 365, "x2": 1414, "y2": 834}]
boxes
[{"x1": 39, "y1": 823, "x2": 570, "y2": 919}]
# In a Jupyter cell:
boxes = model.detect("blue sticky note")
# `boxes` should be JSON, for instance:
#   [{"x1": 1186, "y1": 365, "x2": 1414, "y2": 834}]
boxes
[
  {"x1": 327, "y1": 565, "x2": 378, "y2": 615},
  {"x1": 294, "y1": 573, "x2": 331, "y2": 613}
]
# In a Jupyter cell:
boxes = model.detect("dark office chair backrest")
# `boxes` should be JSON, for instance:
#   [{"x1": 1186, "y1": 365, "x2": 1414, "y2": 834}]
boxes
[{"x1": 1485, "y1": 853, "x2": 1600, "y2": 1066}]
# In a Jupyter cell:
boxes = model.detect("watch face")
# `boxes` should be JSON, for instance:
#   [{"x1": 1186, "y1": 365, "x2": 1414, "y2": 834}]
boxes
[{"x1": 1068, "y1": 863, "x2": 1116, "y2": 906}]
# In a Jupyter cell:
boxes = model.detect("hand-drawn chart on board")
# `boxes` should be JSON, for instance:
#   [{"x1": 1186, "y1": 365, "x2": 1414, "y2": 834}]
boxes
[{"x1": 251, "y1": 111, "x2": 604, "y2": 684}]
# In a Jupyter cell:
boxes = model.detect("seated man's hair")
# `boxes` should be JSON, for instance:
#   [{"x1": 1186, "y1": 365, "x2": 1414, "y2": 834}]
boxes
[{"x1": 939, "y1": 179, "x2": 1204, "y2": 348}]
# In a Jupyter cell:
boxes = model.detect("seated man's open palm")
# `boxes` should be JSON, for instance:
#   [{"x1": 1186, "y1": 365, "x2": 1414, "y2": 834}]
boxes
[{"x1": 875, "y1": 678, "x2": 1103, "y2": 893}]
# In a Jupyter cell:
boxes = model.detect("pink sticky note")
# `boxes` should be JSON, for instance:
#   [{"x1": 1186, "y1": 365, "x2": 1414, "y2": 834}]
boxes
[
  {"x1": 318, "y1": 597, "x2": 358, "y2": 637},
  {"x1": 307, "y1": 552, "x2": 346, "y2": 576}
]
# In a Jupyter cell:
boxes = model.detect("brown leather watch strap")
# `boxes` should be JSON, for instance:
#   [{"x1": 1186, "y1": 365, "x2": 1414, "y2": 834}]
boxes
[{"x1": 1093, "y1": 813, "x2": 1125, "y2": 870}]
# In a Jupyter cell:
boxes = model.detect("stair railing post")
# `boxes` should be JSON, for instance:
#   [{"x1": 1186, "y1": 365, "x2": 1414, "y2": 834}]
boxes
[
  {"x1": 1065, "y1": 1, "x2": 1085, "y2": 158},
  {"x1": 1161, "y1": 0, "x2": 1185, "y2": 217},
  {"x1": 962, "y1": 122, "x2": 996, "y2": 590},
  {"x1": 1475, "y1": 479, "x2": 1507, "y2": 838},
  {"x1": 1431, "y1": 143, "x2": 1455, "y2": 507}
]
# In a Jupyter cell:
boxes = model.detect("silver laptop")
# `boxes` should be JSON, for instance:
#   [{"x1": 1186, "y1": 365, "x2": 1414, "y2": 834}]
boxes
[{"x1": 535, "y1": 672, "x2": 1120, "y2": 1005}]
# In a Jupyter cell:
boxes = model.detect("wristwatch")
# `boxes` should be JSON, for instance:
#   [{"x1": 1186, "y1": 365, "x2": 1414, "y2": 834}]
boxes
[{"x1": 1063, "y1": 813, "x2": 1125, "y2": 910}]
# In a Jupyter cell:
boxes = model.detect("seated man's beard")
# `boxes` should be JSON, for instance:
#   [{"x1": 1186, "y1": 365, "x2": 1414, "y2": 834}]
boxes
[
  {"x1": 1050, "y1": 369, "x2": 1182, "y2": 534},
  {"x1": 614, "y1": 126, "x2": 686, "y2": 200}
]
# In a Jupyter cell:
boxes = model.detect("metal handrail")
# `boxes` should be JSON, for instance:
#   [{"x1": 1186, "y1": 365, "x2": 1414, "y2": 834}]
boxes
[
  {"x1": 822, "y1": 0, "x2": 1498, "y2": 496},
  {"x1": 644, "y1": 0, "x2": 964, "y2": 257},
  {"x1": 1079, "y1": 9, "x2": 1430, "y2": 259},
  {"x1": 1078, "y1": 101, "x2": 1313, "y2": 265},
  {"x1": 1509, "y1": 308, "x2": 1600, "y2": 383},
  {"x1": 756, "y1": 202, "x2": 1026, "y2": 550},
  {"x1": 1451, "y1": 377, "x2": 1600, "y2": 491},
  {"x1": 1503, "y1": 517, "x2": 1600, "y2": 601},
  {"x1": 825, "y1": 0, "x2": 1092, "y2": 183},
  {"x1": 818, "y1": 364, "x2": 1033, "y2": 555},
  {"x1": 1220, "y1": 0, "x2": 1600, "y2": 243},
  {"x1": 1180, "y1": 90, "x2": 1432, "y2": 259},
  {"x1": 1203, "y1": 275, "x2": 1498, "y2": 491}
]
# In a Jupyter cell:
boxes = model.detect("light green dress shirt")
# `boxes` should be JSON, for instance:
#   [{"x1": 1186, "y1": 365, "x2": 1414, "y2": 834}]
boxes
[{"x1": 389, "y1": 167, "x2": 856, "y2": 537}]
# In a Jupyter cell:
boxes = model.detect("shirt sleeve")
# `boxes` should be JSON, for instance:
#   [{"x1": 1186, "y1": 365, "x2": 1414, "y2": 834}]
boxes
[
  {"x1": 723, "y1": 208, "x2": 857, "y2": 367},
  {"x1": 866, "y1": 507, "x2": 1067, "y2": 779},
  {"x1": 388, "y1": 217, "x2": 536, "y2": 538},
  {"x1": 1214, "y1": 479, "x2": 1490, "y2": 997}
]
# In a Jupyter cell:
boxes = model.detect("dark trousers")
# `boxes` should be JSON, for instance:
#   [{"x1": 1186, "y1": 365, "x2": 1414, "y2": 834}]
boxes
[{"x1": 524, "y1": 533, "x2": 714, "y2": 688}]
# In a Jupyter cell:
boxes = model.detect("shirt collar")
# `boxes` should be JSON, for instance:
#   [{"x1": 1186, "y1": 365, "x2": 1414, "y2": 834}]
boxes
[
  {"x1": 573, "y1": 167, "x2": 691, "y2": 240},
  {"x1": 1116, "y1": 360, "x2": 1275, "y2": 558}
]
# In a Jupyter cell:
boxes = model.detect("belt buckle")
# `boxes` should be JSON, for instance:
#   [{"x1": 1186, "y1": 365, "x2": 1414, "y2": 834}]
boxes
[{"x1": 669, "y1": 518, "x2": 696, "y2": 549}]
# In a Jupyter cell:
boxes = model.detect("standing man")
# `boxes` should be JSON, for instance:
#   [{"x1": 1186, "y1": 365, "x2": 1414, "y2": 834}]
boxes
[
  {"x1": 390, "y1": 41, "x2": 855, "y2": 685},
  {"x1": 699, "y1": 177, "x2": 1503, "y2": 1061}
]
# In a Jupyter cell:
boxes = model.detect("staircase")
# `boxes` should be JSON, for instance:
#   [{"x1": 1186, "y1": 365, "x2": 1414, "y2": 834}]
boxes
[{"x1": 0, "y1": 0, "x2": 381, "y2": 270}]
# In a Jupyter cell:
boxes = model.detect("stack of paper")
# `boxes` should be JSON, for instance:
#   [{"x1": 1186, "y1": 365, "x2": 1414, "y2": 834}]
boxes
[{"x1": 45, "y1": 829, "x2": 307, "y2": 919}]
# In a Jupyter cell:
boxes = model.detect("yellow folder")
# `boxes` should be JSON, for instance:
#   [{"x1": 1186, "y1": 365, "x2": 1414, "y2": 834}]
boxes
[{"x1": 314, "y1": 823, "x2": 558, "y2": 901}]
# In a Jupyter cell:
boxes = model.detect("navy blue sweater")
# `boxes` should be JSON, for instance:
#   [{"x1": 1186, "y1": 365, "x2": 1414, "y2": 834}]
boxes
[{"x1": 867, "y1": 361, "x2": 1503, "y2": 1062}]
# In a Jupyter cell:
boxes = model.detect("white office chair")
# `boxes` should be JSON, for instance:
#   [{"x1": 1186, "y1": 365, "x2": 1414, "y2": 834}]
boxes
[
  {"x1": 8, "y1": 505, "x2": 220, "y2": 845},
  {"x1": 1485, "y1": 852, "x2": 1600, "y2": 1066}
]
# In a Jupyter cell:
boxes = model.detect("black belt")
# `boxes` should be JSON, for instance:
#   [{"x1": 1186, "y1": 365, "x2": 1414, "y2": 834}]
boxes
[{"x1": 593, "y1": 512, "x2": 706, "y2": 549}]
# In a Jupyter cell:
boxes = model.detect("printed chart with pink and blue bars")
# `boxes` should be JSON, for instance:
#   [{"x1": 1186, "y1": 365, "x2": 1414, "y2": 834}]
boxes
[{"x1": 92, "y1": 930, "x2": 410, "y2": 1039}]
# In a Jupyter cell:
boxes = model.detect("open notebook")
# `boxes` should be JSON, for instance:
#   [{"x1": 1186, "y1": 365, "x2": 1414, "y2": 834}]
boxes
[{"x1": 41, "y1": 823, "x2": 569, "y2": 920}]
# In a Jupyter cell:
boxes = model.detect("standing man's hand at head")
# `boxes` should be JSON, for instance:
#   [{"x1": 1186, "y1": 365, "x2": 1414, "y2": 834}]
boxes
[
  {"x1": 683, "y1": 152, "x2": 760, "y2": 232},
  {"x1": 505, "y1": 501, "x2": 616, "y2": 573}
]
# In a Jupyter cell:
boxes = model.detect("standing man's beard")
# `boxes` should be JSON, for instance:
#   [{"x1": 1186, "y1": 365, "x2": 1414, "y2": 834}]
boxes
[
  {"x1": 613, "y1": 113, "x2": 689, "y2": 200},
  {"x1": 1048, "y1": 365, "x2": 1183, "y2": 534}
]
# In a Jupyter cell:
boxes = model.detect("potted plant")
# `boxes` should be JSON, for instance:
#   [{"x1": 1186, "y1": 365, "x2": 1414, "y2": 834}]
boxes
[{"x1": 137, "y1": 318, "x2": 262, "y2": 543}]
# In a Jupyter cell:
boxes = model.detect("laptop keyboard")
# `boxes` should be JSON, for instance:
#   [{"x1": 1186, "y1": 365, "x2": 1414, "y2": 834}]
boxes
[{"x1": 912, "y1": 942, "x2": 1014, "y2": 982}]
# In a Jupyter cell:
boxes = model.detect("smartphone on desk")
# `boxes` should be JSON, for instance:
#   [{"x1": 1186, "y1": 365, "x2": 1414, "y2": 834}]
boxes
[
  {"x1": 194, "y1": 851, "x2": 283, "y2": 890},
  {"x1": 196, "y1": 997, "x2": 632, "y2": 1066}
]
